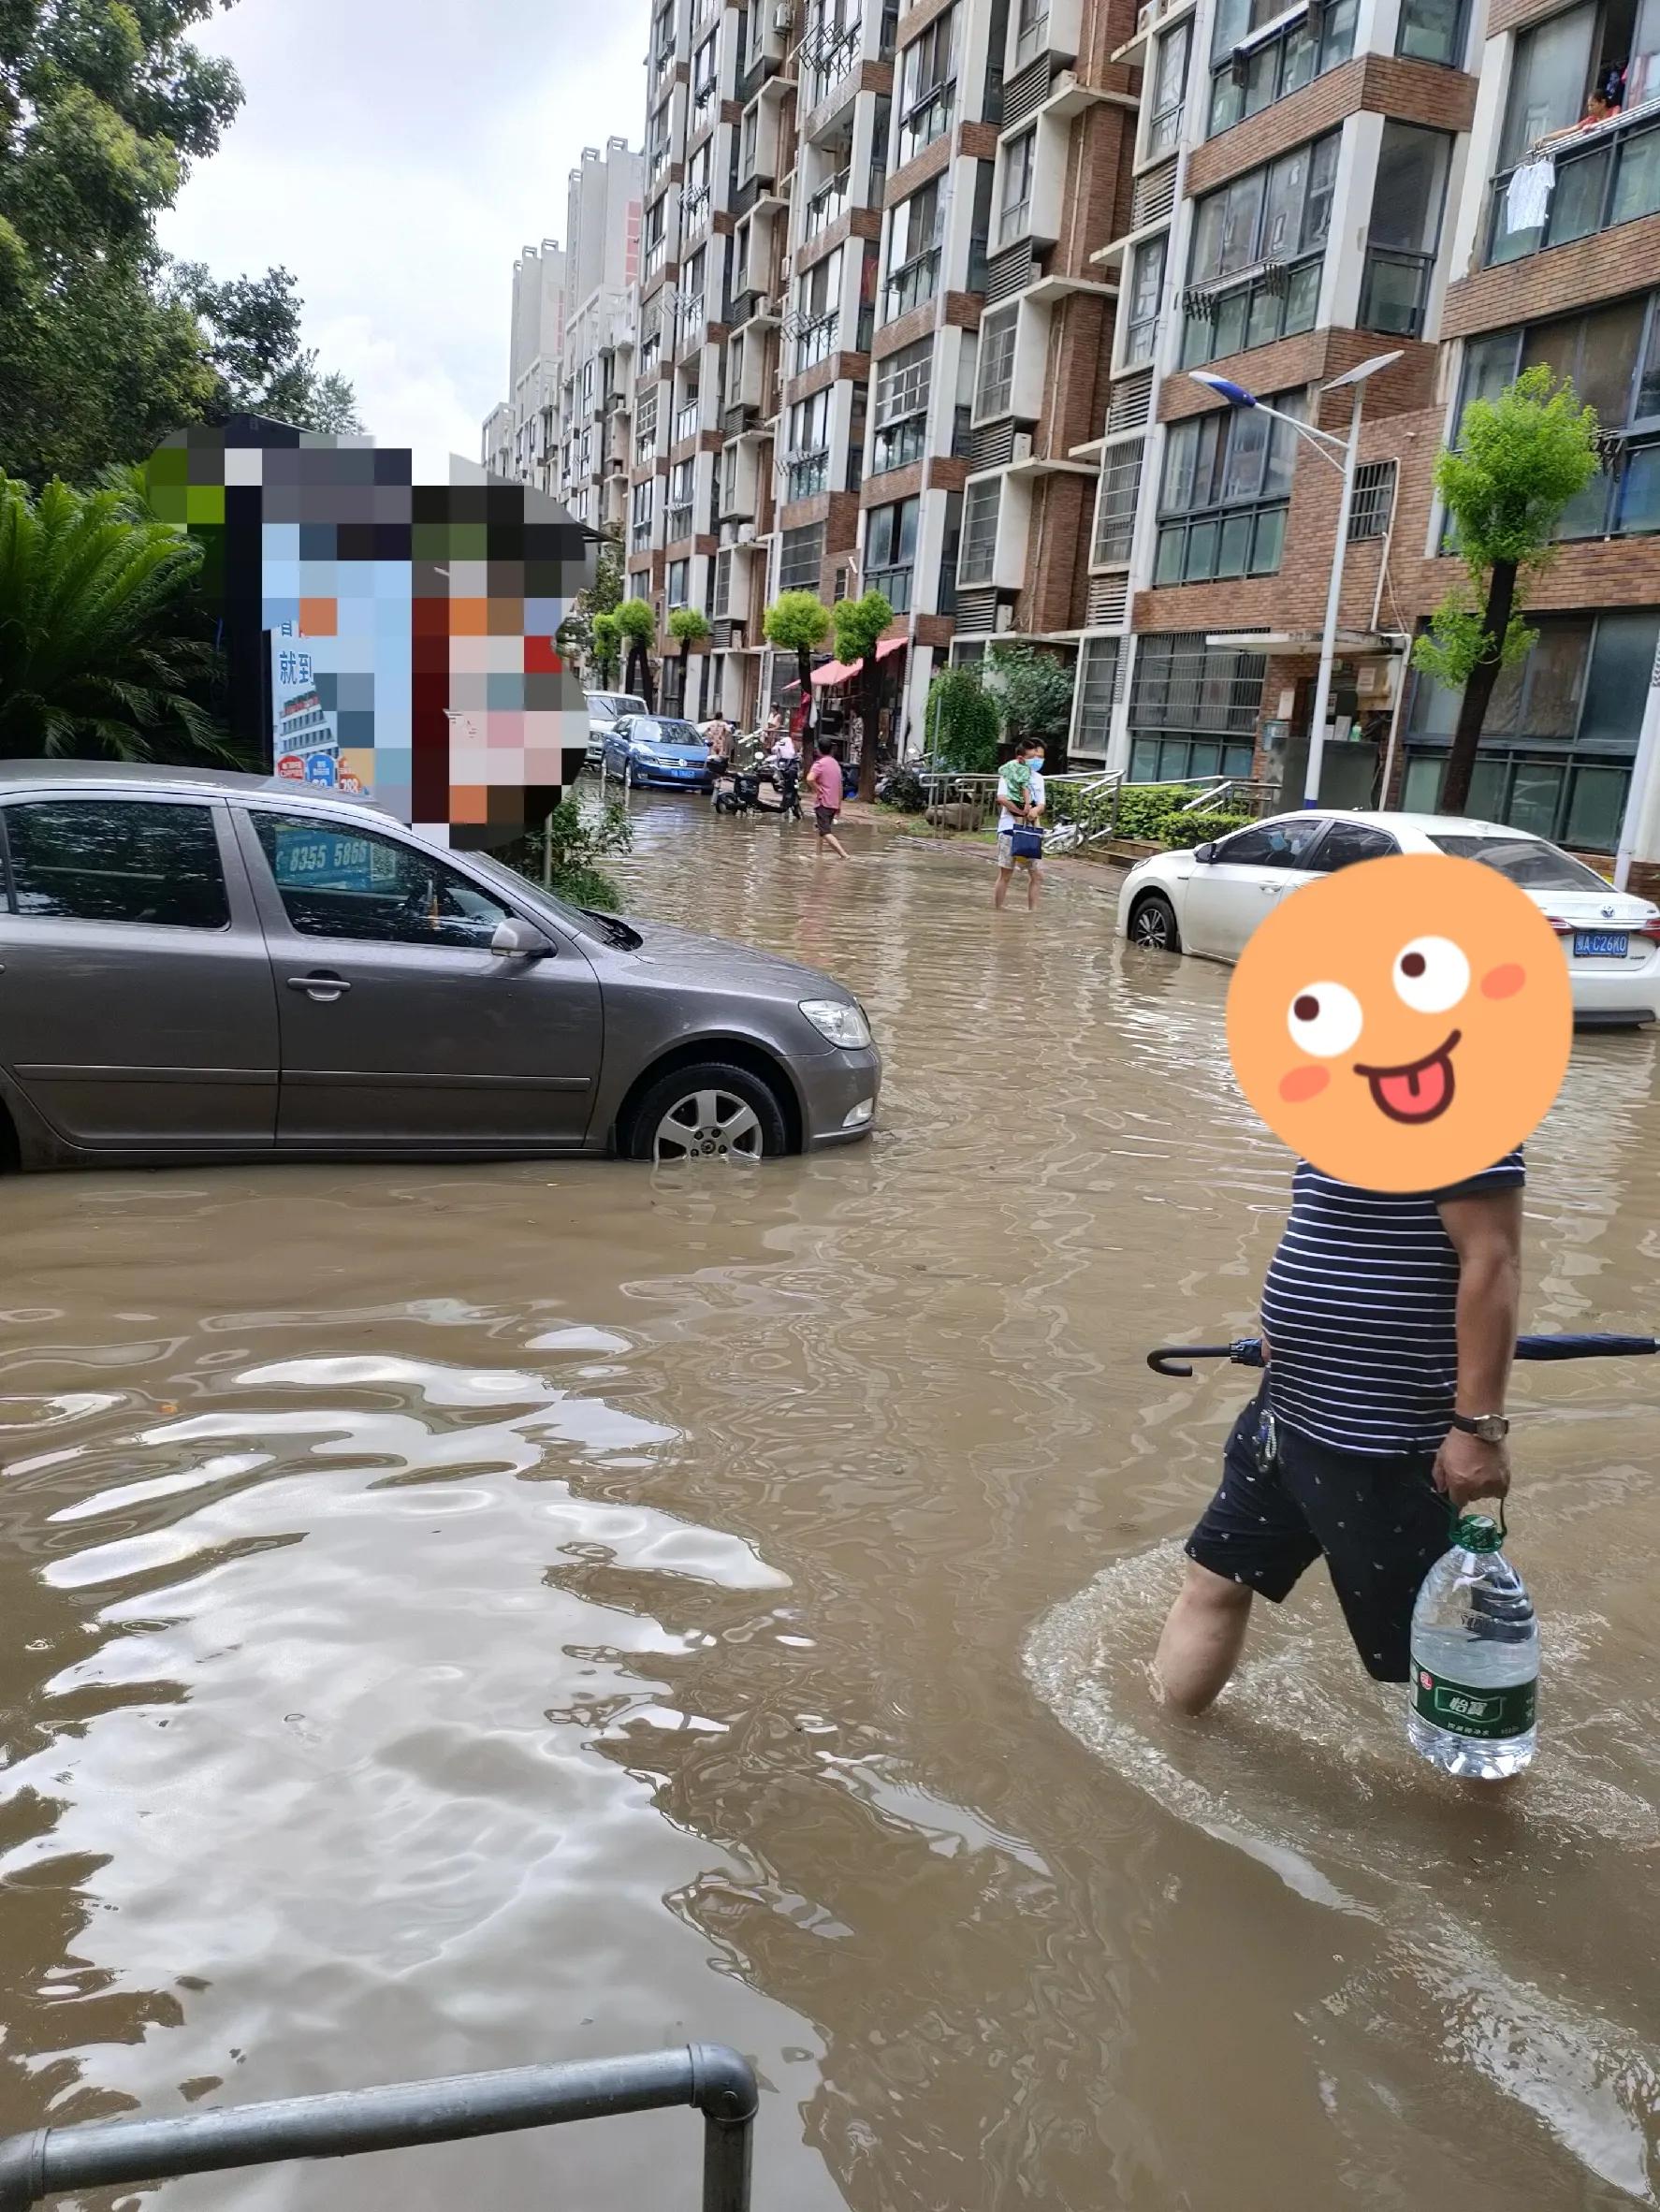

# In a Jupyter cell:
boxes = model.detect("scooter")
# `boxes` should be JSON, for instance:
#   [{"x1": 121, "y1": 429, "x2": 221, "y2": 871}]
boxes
[{"x1": 714, "y1": 756, "x2": 802, "y2": 820}]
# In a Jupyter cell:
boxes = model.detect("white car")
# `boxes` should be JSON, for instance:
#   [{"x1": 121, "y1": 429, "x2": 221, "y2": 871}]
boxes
[
  {"x1": 1117, "y1": 810, "x2": 1660, "y2": 1028},
  {"x1": 584, "y1": 690, "x2": 648, "y2": 765}
]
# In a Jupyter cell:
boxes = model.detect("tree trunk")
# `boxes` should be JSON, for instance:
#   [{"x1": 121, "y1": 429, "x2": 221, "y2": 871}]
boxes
[
  {"x1": 858, "y1": 663, "x2": 881, "y2": 801},
  {"x1": 680, "y1": 638, "x2": 691, "y2": 717},
  {"x1": 1439, "y1": 558, "x2": 1517, "y2": 815},
  {"x1": 796, "y1": 648, "x2": 812, "y2": 735}
]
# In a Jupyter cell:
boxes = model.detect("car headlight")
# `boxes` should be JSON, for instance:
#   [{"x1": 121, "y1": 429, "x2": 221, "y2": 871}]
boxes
[{"x1": 800, "y1": 997, "x2": 871, "y2": 1049}]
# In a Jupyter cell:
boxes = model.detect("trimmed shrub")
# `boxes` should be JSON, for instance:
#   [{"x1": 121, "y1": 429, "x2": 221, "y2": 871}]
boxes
[{"x1": 1158, "y1": 809, "x2": 1253, "y2": 850}]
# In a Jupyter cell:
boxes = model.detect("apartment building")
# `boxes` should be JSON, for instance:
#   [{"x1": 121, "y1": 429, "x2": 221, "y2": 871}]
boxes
[
  {"x1": 560, "y1": 139, "x2": 646, "y2": 538},
  {"x1": 480, "y1": 240, "x2": 567, "y2": 492},
  {"x1": 1071, "y1": 0, "x2": 1660, "y2": 879}
]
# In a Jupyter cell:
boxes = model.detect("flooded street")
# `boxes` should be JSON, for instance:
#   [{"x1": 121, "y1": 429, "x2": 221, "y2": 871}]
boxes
[{"x1": 2, "y1": 794, "x2": 1658, "y2": 2210}]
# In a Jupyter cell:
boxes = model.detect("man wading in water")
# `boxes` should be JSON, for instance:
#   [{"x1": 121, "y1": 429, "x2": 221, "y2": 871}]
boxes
[{"x1": 1153, "y1": 1153, "x2": 1523, "y2": 1708}]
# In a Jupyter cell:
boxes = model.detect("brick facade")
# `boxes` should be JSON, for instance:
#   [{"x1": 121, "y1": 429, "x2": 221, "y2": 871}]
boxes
[
  {"x1": 1185, "y1": 54, "x2": 1478, "y2": 198},
  {"x1": 1442, "y1": 212, "x2": 1660, "y2": 338}
]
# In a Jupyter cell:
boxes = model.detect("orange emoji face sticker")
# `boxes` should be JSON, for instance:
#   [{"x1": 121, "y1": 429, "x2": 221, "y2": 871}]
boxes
[{"x1": 1228, "y1": 852, "x2": 1571, "y2": 1191}]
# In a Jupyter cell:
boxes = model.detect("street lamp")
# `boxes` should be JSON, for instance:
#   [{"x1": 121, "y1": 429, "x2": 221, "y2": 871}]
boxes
[{"x1": 1189, "y1": 350, "x2": 1402, "y2": 806}]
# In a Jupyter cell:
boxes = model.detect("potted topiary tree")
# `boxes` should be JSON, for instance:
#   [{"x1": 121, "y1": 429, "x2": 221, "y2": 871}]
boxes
[
  {"x1": 613, "y1": 595, "x2": 659, "y2": 711},
  {"x1": 667, "y1": 604, "x2": 712, "y2": 719},
  {"x1": 763, "y1": 589, "x2": 832, "y2": 735},
  {"x1": 830, "y1": 589, "x2": 894, "y2": 802}
]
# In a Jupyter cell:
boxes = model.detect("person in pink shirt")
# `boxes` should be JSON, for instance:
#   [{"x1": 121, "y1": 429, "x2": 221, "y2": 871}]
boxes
[{"x1": 806, "y1": 736, "x2": 849, "y2": 859}]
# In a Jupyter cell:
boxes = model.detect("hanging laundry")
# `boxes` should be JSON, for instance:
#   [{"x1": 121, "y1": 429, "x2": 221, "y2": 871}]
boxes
[{"x1": 1505, "y1": 153, "x2": 1555, "y2": 234}]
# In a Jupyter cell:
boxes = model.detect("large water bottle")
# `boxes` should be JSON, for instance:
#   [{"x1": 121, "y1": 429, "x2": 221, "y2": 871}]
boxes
[{"x1": 1406, "y1": 1512, "x2": 1538, "y2": 1780}]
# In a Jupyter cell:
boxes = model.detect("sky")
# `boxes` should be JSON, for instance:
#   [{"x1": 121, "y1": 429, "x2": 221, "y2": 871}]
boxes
[{"x1": 160, "y1": 0, "x2": 644, "y2": 476}]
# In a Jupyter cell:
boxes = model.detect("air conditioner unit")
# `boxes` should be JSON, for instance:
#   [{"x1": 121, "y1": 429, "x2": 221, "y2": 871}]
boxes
[
  {"x1": 772, "y1": 2, "x2": 794, "y2": 29},
  {"x1": 737, "y1": 520, "x2": 758, "y2": 542},
  {"x1": 994, "y1": 603, "x2": 1015, "y2": 632},
  {"x1": 1011, "y1": 430, "x2": 1035, "y2": 464}
]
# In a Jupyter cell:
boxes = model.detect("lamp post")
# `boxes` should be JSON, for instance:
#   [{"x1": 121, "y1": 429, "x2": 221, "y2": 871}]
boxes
[{"x1": 1189, "y1": 350, "x2": 1402, "y2": 806}]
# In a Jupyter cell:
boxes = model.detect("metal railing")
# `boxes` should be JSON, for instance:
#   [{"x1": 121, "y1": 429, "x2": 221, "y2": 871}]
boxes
[
  {"x1": 1359, "y1": 244, "x2": 1434, "y2": 338},
  {"x1": 0, "y1": 2045, "x2": 757, "y2": 2212},
  {"x1": 1487, "y1": 99, "x2": 1660, "y2": 267}
]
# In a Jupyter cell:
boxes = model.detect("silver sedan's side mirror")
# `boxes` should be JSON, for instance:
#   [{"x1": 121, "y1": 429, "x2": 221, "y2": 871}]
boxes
[
  {"x1": 1191, "y1": 841, "x2": 1216, "y2": 864},
  {"x1": 490, "y1": 917, "x2": 553, "y2": 959}
]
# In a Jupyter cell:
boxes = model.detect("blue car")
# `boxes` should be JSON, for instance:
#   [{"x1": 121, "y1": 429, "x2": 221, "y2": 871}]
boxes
[{"x1": 602, "y1": 716, "x2": 714, "y2": 791}]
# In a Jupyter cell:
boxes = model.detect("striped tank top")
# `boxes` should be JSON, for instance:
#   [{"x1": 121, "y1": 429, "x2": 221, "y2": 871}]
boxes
[{"x1": 1260, "y1": 1153, "x2": 1525, "y2": 1457}]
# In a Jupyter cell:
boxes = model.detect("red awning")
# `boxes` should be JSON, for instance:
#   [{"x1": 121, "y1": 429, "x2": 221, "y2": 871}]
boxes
[{"x1": 808, "y1": 636, "x2": 907, "y2": 686}]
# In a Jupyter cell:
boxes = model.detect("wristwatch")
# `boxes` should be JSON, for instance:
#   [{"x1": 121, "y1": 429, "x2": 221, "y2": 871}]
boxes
[{"x1": 1449, "y1": 1411, "x2": 1510, "y2": 1443}]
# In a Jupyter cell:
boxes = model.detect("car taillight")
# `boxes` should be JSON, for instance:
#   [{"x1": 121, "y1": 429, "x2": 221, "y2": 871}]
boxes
[
  {"x1": 1641, "y1": 917, "x2": 1660, "y2": 942},
  {"x1": 1540, "y1": 915, "x2": 1575, "y2": 936}
]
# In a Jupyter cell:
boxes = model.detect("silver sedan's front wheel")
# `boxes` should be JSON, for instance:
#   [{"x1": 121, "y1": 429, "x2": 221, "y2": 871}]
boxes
[
  {"x1": 652, "y1": 1086, "x2": 764, "y2": 1162},
  {"x1": 1129, "y1": 892, "x2": 1180, "y2": 953}
]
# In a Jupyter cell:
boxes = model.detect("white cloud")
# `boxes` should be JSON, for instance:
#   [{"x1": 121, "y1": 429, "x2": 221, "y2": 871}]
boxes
[{"x1": 159, "y1": 0, "x2": 644, "y2": 476}]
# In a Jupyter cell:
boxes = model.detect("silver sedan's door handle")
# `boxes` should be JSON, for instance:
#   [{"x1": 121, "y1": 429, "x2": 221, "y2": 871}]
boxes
[{"x1": 287, "y1": 971, "x2": 351, "y2": 1002}]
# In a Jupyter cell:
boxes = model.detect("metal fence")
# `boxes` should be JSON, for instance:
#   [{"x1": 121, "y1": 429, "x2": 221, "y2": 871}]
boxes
[{"x1": 0, "y1": 2044, "x2": 758, "y2": 2212}]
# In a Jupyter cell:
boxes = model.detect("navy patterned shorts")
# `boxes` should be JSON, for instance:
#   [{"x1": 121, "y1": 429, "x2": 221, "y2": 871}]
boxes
[{"x1": 1185, "y1": 1387, "x2": 1452, "y2": 1681}]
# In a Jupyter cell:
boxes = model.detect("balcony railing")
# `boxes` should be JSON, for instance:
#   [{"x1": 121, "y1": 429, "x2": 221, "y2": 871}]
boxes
[
  {"x1": 645, "y1": 235, "x2": 668, "y2": 278},
  {"x1": 872, "y1": 415, "x2": 927, "y2": 473},
  {"x1": 665, "y1": 499, "x2": 696, "y2": 538},
  {"x1": 1359, "y1": 245, "x2": 1434, "y2": 339},
  {"x1": 803, "y1": 18, "x2": 861, "y2": 106},
  {"x1": 1179, "y1": 247, "x2": 1323, "y2": 368},
  {"x1": 804, "y1": 167, "x2": 851, "y2": 239},
  {"x1": 793, "y1": 308, "x2": 839, "y2": 368},
  {"x1": 865, "y1": 560, "x2": 913, "y2": 613},
  {"x1": 677, "y1": 293, "x2": 707, "y2": 348},
  {"x1": 675, "y1": 401, "x2": 702, "y2": 443},
  {"x1": 883, "y1": 244, "x2": 940, "y2": 321},
  {"x1": 1555, "y1": 432, "x2": 1660, "y2": 543},
  {"x1": 1014, "y1": 7, "x2": 1050, "y2": 66},
  {"x1": 897, "y1": 80, "x2": 954, "y2": 165},
  {"x1": 1154, "y1": 496, "x2": 1289, "y2": 584},
  {"x1": 785, "y1": 446, "x2": 831, "y2": 497},
  {"x1": 1488, "y1": 99, "x2": 1660, "y2": 266}
]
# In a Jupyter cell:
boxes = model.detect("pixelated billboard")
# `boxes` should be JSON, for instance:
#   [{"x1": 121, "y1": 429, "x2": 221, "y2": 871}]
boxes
[{"x1": 143, "y1": 416, "x2": 592, "y2": 850}]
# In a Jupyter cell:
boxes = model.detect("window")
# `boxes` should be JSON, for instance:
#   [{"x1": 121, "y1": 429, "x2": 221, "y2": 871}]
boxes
[
  {"x1": 1127, "y1": 632, "x2": 1264, "y2": 781},
  {"x1": 958, "y1": 477, "x2": 1000, "y2": 584},
  {"x1": 1307, "y1": 821, "x2": 1399, "y2": 870},
  {"x1": 794, "y1": 244, "x2": 842, "y2": 366},
  {"x1": 1073, "y1": 637, "x2": 1121, "y2": 753},
  {"x1": 1211, "y1": 818, "x2": 1328, "y2": 867},
  {"x1": 999, "y1": 130, "x2": 1035, "y2": 246},
  {"x1": 1455, "y1": 292, "x2": 1660, "y2": 542},
  {"x1": 786, "y1": 388, "x2": 833, "y2": 496},
  {"x1": 631, "y1": 477, "x2": 655, "y2": 550},
  {"x1": 898, "y1": 6, "x2": 956, "y2": 162},
  {"x1": 252, "y1": 816, "x2": 511, "y2": 950},
  {"x1": 1208, "y1": 0, "x2": 1355, "y2": 138},
  {"x1": 1016, "y1": 0, "x2": 1050, "y2": 64},
  {"x1": 976, "y1": 306, "x2": 1018, "y2": 418},
  {"x1": 1404, "y1": 608, "x2": 1660, "y2": 849},
  {"x1": 1182, "y1": 134, "x2": 1337, "y2": 367},
  {"x1": 1155, "y1": 390, "x2": 1303, "y2": 582},
  {"x1": 1093, "y1": 439, "x2": 1143, "y2": 563},
  {"x1": 3, "y1": 800, "x2": 229, "y2": 928},
  {"x1": 1126, "y1": 236, "x2": 1165, "y2": 365},
  {"x1": 1361, "y1": 124, "x2": 1450, "y2": 337},
  {"x1": 1489, "y1": 0, "x2": 1660, "y2": 263},
  {"x1": 1397, "y1": 0, "x2": 1466, "y2": 65},
  {"x1": 666, "y1": 558, "x2": 690, "y2": 607},
  {"x1": 885, "y1": 181, "x2": 943, "y2": 318},
  {"x1": 779, "y1": 521, "x2": 825, "y2": 590},
  {"x1": 864, "y1": 495, "x2": 919, "y2": 611},
  {"x1": 1148, "y1": 22, "x2": 1190, "y2": 156},
  {"x1": 873, "y1": 337, "x2": 932, "y2": 471},
  {"x1": 1347, "y1": 458, "x2": 1397, "y2": 540}
]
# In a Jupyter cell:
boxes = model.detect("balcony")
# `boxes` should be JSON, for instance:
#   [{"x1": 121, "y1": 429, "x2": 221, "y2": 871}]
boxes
[
  {"x1": 804, "y1": 166, "x2": 851, "y2": 240},
  {"x1": 1359, "y1": 245, "x2": 1434, "y2": 339},
  {"x1": 1488, "y1": 101, "x2": 1660, "y2": 267},
  {"x1": 1180, "y1": 249, "x2": 1323, "y2": 368},
  {"x1": 802, "y1": 18, "x2": 861, "y2": 111},
  {"x1": 897, "y1": 81, "x2": 954, "y2": 167},
  {"x1": 883, "y1": 245, "x2": 940, "y2": 321},
  {"x1": 792, "y1": 308, "x2": 839, "y2": 370},
  {"x1": 1154, "y1": 497, "x2": 1289, "y2": 585},
  {"x1": 785, "y1": 445, "x2": 831, "y2": 498},
  {"x1": 665, "y1": 498, "x2": 696, "y2": 540},
  {"x1": 674, "y1": 400, "x2": 703, "y2": 444},
  {"x1": 873, "y1": 415, "x2": 927, "y2": 473},
  {"x1": 865, "y1": 560, "x2": 913, "y2": 613}
]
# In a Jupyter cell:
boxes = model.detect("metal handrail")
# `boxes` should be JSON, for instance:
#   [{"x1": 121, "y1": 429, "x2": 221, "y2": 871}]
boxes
[{"x1": 0, "y1": 2045, "x2": 757, "y2": 2212}]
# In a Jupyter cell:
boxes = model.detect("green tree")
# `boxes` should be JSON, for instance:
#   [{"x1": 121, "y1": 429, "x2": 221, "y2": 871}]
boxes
[
  {"x1": 0, "y1": 0, "x2": 240, "y2": 483},
  {"x1": 590, "y1": 610, "x2": 620, "y2": 687},
  {"x1": 614, "y1": 594, "x2": 658, "y2": 709},
  {"x1": 1413, "y1": 365, "x2": 1600, "y2": 814},
  {"x1": 830, "y1": 589, "x2": 893, "y2": 801},
  {"x1": 986, "y1": 641, "x2": 1075, "y2": 759},
  {"x1": 764, "y1": 589, "x2": 831, "y2": 730},
  {"x1": 668, "y1": 604, "x2": 711, "y2": 718},
  {"x1": 560, "y1": 525, "x2": 623, "y2": 673},
  {"x1": 168, "y1": 261, "x2": 364, "y2": 431},
  {"x1": 537, "y1": 796, "x2": 633, "y2": 909},
  {"x1": 0, "y1": 473, "x2": 230, "y2": 762},
  {"x1": 925, "y1": 662, "x2": 999, "y2": 772}
]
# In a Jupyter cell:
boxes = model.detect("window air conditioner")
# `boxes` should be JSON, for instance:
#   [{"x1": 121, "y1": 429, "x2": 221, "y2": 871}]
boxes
[
  {"x1": 1011, "y1": 430, "x2": 1034, "y2": 464},
  {"x1": 994, "y1": 603, "x2": 1015, "y2": 632},
  {"x1": 772, "y1": 2, "x2": 794, "y2": 30}
]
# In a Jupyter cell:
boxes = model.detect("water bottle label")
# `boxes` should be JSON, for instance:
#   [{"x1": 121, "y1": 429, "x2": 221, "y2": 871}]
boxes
[{"x1": 1411, "y1": 1666, "x2": 1536, "y2": 1739}]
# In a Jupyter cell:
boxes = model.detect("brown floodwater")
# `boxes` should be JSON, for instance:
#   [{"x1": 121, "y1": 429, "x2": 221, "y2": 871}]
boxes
[{"x1": 1, "y1": 795, "x2": 1657, "y2": 2212}]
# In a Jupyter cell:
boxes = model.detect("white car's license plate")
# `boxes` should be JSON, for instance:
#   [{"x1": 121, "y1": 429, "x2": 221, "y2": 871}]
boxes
[{"x1": 1574, "y1": 930, "x2": 1629, "y2": 958}]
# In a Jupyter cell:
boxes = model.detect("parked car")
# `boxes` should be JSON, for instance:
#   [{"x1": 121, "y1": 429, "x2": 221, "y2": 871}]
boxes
[
  {"x1": 1117, "y1": 809, "x2": 1660, "y2": 1026},
  {"x1": 0, "y1": 763, "x2": 881, "y2": 1171},
  {"x1": 602, "y1": 715, "x2": 714, "y2": 790},
  {"x1": 584, "y1": 690, "x2": 648, "y2": 766}
]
